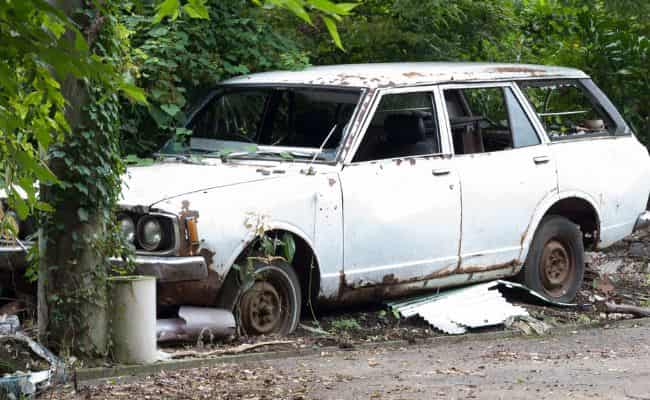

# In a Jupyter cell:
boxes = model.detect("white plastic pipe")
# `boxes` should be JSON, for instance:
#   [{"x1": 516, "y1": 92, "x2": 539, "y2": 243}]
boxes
[{"x1": 109, "y1": 276, "x2": 157, "y2": 364}]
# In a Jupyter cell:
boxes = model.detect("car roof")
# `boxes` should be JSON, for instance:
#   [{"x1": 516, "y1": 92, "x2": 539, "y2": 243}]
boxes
[{"x1": 222, "y1": 62, "x2": 589, "y2": 89}]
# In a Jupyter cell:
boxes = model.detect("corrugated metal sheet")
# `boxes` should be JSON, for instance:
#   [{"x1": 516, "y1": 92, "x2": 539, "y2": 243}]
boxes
[{"x1": 386, "y1": 281, "x2": 529, "y2": 334}]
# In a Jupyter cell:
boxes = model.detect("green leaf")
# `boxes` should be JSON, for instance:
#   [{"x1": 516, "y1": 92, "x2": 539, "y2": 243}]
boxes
[
  {"x1": 322, "y1": 16, "x2": 344, "y2": 50},
  {"x1": 41, "y1": 13, "x2": 66, "y2": 38},
  {"x1": 183, "y1": 0, "x2": 210, "y2": 19},
  {"x1": 282, "y1": 0, "x2": 312, "y2": 25},
  {"x1": 161, "y1": 103, "x2": 181, "y2": 116},
  {"x1": 281, "y1": 232, "x2": 296, "y2": 263},
  {"x1": 54, "y1": 111, "x2": 71, "y2": 134},
  {"x1": 74, "y1": 29, "x2": 89, "y2": 53},
  {"x1": 35, "y1": 201, "x2": 55, "y2": 213},
  {"x1": 10, "y1": 195, "x2": 29, "y2": 220},
  {"x1": 309, "y1": 0, "x2": 355, "y2": 16},
  {"x1": 153, "y1": 0, "x2": 181, "y2": 24},
  {"x1": 334, "y1": 3, "x2": 360, "y2": 14},
  {"x1": 119, "y1": 83, "x2": 148, "y2": 105},
  {"x1": 15, "y1": 150, "x2": 58, "y2": 183}
]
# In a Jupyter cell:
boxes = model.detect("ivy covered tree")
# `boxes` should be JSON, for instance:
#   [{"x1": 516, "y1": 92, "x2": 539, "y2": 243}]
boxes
[{"x1": 0, "y1": 0, "x2": 353, "y2": 359}]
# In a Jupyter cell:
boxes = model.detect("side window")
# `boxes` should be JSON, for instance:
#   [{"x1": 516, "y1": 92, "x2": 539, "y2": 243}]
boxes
[
  {"x1": 518, "y1": 80, "x2": 616, "y2": 140},
  {"x1": 444, "y1": 87, "x2": 540, "y2": 155},
  {"x1": 505, "y1": 89, "x2": 541, "y2": 148},
  {"x1": 353, "y1": 92, "x2": 440, "y2": 162}
]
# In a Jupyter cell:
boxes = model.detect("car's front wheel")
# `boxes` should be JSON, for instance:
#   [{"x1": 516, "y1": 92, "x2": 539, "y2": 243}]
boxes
[
  {"x1": 237, "y1": 260, "x2": 301, "y2": 335},
  {"x1": 521, "y1": 215, "x2": 585, "y2": 303}
]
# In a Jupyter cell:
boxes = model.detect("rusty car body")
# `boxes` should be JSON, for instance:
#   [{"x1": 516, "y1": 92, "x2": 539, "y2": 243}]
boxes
[{"x1": 3, "y1": 63, "x2": 650, "y2": 335}]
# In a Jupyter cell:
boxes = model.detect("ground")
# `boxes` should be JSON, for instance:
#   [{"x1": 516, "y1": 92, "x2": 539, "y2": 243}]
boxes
[
  {"x1": 4, "y1": 230, "x2": 649, "y2": 398},
  {"x1": 43, "y1": 229, "x2": 650, "y2": 399},
  {"x1": 51, "y1": 320, "x2": 650, "y2": 399}
]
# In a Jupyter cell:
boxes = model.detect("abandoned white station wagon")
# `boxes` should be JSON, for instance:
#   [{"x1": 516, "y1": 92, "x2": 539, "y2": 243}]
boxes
[{"x1": 117, "y1": 63, "x2": 650, "y2": 335}]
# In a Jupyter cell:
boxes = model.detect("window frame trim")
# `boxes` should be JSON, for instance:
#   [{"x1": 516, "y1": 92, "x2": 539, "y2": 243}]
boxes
[{"x1": 344, "y1": 85, "x2": 452, "y2": 166}]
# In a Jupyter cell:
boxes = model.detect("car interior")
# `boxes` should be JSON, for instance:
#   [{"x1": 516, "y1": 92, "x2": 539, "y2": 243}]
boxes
[
  {"x1": 444, "y1": 88, "x2": 515, "y2": 155},
  {"x1": 189, "y1": 88, "x2": 360, "y2": 153},
  {"x1": 518, "y1": 81, "x2": 614, "y2": 139},
  {"x1": 353, "y1": 93, "x2": 440, "y2": 162}
]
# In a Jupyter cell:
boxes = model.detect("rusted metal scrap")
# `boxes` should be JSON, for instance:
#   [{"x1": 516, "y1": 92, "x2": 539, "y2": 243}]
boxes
[
  {"x1": 386, "y1": 281, "x2": 529, "y2": 334},
  {"x1": 0, "y1": 333, "x2": 66, "y2": 399},
  {"x1": 157, "y1": 306, "x2": 235, "y2": 343}
]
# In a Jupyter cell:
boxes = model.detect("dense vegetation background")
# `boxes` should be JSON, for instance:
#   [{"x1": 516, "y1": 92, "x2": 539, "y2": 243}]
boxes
[
  {"x1": 0, "y1": 0, "x2": 647, "y2": 359},
  {"x1": 122, "y1": 0, "x2": 649, "y2": 154}
]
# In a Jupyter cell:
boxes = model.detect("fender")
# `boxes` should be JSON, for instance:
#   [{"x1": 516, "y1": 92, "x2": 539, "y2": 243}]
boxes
[
  {"x1": 222, "y1": 220, "x2": 322, "y2": 278},
  {"x1": 519, "y1": 189, "x2": 602, "y2": 263}
]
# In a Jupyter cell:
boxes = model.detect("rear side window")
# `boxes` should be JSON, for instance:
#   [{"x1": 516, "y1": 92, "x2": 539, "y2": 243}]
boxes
[
  {"x1": 444, "y1": 86, "x2": 540, "y2": 155},
  {"x1": 518, "y1": 80, "x2": 616, "y2": 140}
]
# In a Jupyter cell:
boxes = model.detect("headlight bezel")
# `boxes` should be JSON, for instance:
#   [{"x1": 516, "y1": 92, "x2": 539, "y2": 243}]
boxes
[{"x1": 117, "y1": 211, "x2": 177, "y2": 254}]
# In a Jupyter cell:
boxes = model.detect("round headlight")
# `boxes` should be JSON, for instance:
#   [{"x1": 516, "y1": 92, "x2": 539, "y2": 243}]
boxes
[
  {"x1": 137, "y1": 216, "x2": 163, "y2": 251},
  {"x1": 118, "y1": 215, "x2": 135, "y2": 244}
]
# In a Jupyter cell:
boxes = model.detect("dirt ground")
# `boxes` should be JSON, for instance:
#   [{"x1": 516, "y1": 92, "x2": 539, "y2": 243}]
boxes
[{"x1": 50, "y1": 321, "x2": 650, "y2": 399}]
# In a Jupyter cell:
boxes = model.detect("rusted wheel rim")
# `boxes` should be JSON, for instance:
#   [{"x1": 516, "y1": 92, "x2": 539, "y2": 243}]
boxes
[
  {"x1": 239, "y1": 281, "x2": 284, "y2": 334},
  {"x1": 539, "y1": 239, "x2": 575, "y2": 298}
]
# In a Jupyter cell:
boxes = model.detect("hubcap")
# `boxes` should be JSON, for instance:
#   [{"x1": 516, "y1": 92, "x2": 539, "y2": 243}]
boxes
[
  {"x1": 239, "y1": 281, "x2": 283, "y2": 334},
  {"x1": 540, "y1": 239, "x2": 575, "y2": 298}
]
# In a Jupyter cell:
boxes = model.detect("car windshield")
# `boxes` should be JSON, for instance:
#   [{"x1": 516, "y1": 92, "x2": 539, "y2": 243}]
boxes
[{"x1": 160, "y1": 86, "x2": 362, "y2": 162}]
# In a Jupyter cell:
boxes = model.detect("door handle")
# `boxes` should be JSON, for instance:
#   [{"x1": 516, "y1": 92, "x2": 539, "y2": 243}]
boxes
[
  {"x1": 533, "y1": 156, "x2": 550, "y2": 165},
  {"x1": 432, "y1": 168, "x2": 451, "y2": 176}
]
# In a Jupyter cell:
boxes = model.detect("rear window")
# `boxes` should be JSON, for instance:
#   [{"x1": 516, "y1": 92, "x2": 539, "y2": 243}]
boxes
[{"x1": 518, "y1": 80, "x2": 617, "y2": 141}]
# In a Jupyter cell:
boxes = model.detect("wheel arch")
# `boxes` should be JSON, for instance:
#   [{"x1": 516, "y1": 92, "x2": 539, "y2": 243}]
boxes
[
  {"x1": 217, "y1": 221, "x2": 322, "y2": 310},
  {"x1": 522, "y1": 191, "x2": 602, "y2": 262}
]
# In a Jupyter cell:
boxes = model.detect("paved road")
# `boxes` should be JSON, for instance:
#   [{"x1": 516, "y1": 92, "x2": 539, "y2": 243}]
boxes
[
  {"x1": 272, "y1": 323, "x2": 650, "y2": 399},
  {"x1": 59, "y1": 322, "x2": 650, "y2": 399}
]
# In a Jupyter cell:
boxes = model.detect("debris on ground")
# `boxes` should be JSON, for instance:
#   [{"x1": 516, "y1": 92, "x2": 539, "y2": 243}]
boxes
[
  {"x1": 386, "y1": 281, "x2": 529, "y2": 334},
  {"x1": 168, "y1": 340, "x2": 295, "y2": 359},
  {"x1": 0, "y1": 333, "x2": 65, "y2": 399},
  {"x1": 504, "y1": 315, "x2": 552, "y2": 336}
]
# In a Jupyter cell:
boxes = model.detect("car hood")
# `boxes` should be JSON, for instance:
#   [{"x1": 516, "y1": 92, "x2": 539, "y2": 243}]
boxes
[{"x1": 120, "y1": 160, "x2": 288, "y2": 208}]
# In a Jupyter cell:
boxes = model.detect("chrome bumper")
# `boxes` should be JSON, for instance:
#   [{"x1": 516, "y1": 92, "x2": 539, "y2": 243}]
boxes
[
  {"x1": 110, "y1": 255, "x2": 208, "y2": 282},
  {"x1": 634, "y1": 211, "x2": 650, "y2": 232}
]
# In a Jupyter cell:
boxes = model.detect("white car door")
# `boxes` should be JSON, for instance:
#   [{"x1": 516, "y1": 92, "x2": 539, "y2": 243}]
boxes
[
  {"x1": 438, "y1": 82, "x2": 558, "y2": 270},
  {"x1": 339, "y1": 88, "x2": 461, "y2": 288}
]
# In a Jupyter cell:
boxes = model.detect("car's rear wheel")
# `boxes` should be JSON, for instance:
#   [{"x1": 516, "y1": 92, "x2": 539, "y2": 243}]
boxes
[
  {"x1": 521, "y1": 215, "x2": 585, "y2": 303},
  {"x1": 237, "y1": 260, "x2": 301, "y2": 335}
]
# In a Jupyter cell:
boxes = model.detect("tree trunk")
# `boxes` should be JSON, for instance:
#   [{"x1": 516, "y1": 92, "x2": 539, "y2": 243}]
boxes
[{"x1": 38, "y1": 0, "x2": 108, "y2": 358}]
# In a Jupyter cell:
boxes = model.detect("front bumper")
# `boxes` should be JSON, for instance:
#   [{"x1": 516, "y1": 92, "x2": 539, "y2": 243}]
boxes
[
  {"x1": 110, "y1": 255, "x2": 208, "y2": 282},
  {"x1": 634, "y1": 211, "x2": 650, "y2": 232}
]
